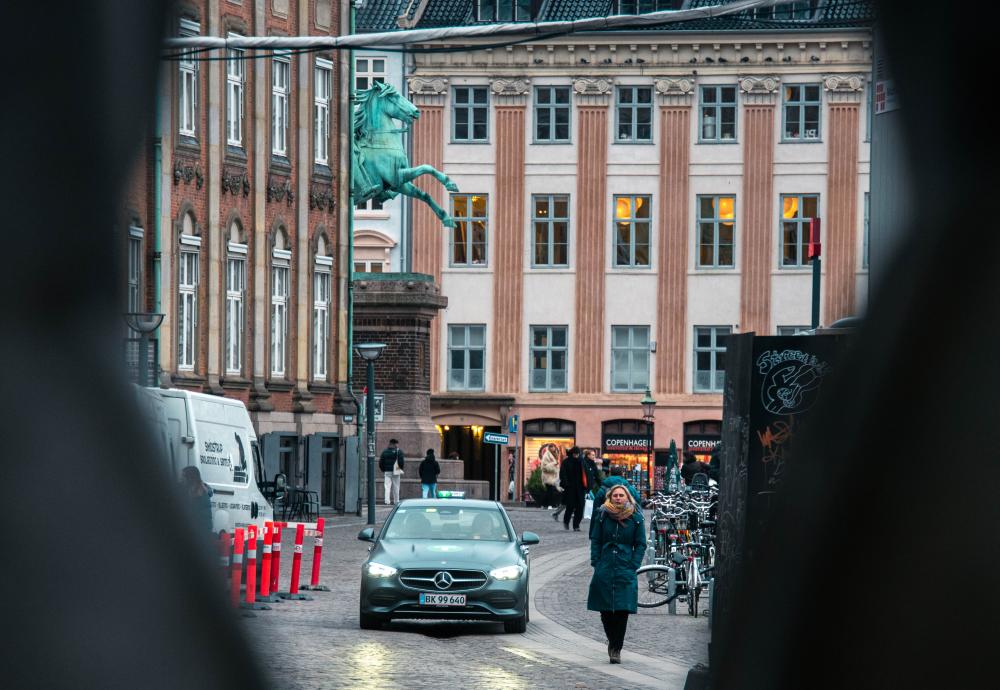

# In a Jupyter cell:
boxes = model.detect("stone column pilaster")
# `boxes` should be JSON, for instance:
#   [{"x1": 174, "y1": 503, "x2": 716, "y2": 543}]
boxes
[
  {"x1": 655, "y1": 77, "x2": 695, "y2": 394},
  {"x1": 739, "y1": 76, "x2": 780, "y2": 336}
]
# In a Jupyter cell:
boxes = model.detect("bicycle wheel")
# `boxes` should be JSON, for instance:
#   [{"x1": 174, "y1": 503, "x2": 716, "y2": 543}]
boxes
[{"x1": 636, "y1": 565, "x2": 674, "y2": 608}]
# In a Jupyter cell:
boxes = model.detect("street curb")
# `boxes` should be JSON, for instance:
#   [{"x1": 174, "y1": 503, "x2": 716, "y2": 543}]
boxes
[{"x1": 511, "y1": 547, "x2": 691, "y2": 689}]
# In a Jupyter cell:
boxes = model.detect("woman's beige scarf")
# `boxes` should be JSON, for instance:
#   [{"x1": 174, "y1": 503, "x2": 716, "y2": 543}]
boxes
[{"x1": 602, "y1": 494, "x2": 636, "y2": 522}]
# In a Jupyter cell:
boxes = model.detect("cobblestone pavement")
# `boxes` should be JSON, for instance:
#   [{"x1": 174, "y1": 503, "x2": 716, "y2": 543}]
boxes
[{"x1": 242, "y1": 505, "x2": 708, "y2": 689}]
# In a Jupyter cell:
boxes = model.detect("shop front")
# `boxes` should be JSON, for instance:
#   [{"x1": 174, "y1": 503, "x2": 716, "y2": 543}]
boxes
[
  {"x1": 602, "y1": 419, "x2": 654, "y2": 497},
  {"x1": 521, "y1": 418, "x2": 576, "y2": 504},
  {"x1": 683, "y1": 420, "x2": 722, "y2": 464}
]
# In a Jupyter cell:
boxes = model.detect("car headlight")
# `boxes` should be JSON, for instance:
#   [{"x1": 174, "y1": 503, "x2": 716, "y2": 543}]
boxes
[
  {"x1": 489, "y1": 565, "x2": 524, "y2": 580},
  {"x1": 366, "y1": 562, "x2": 398, "y2": 578}
]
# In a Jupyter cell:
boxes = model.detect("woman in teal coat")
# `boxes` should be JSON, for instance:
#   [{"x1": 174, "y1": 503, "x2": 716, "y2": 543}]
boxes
[{"x1": 588, "y1": 484, "x2": 646, "y2": 663}]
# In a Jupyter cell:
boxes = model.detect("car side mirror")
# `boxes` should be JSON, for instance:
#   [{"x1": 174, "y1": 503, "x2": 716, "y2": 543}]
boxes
[
  {"x1": 520, "y1": 531, "x2": 540, "y2": 545},
  {"x1": 358, "y1": 527, "x2": 376, "y2": 542}
]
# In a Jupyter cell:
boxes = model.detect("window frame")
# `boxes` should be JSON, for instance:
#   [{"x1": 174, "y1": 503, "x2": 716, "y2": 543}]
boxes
[
  {"x1": 696, "y1": 195, "x2": 736, "y2": 269},
  {"x1": 693, "y1": 326, "x2": 731, "y2": 393},
  {"x1": 127, "y1": 226, "x2": 143, "y2": 314},
  {"x1": 270, "y1": 250, "x2": 290, "y2": 378},
  {"x1": 698, "y1": 84, "x2": 738, "y2": 143},
  {"x1": 776, "y1": 326, "x2": 809, "y2": 336},
  {"x1": 177, "y1": 243, "x2": 200, "y2": 371},
  {"x1": 615, "y1": 86, "x2": 653, "y2": 143},
  {"x1": 448, "y1": 324, "x2": 486, "y2": 391},
  {"x1": 610, "y1": 325, "x2": 650, "y2": 393},
  {"x1": 177, "y1": 19, "x2": 200, "y2": 138},
  {"x1": 451, "y1": 86, "x2": 490, "y2": 143},
  {"x1": 533, "y1": 86, "x2": 572, "y2": 144},
  {"x1": 225, "y1": 245, "x2": 246, "y2": 376},
  {"x1": 614, "y1": 0, "x2": 681, "y2": 13},
  {"x1": 354, "y1": 55, "x2": 387, "y2": 92},
  {"x1": 529, "y1": 325, "x2": 568, "y2": 392},
  {"x1": 271, "y1": 52, "x2": 290, "y2": 158},
  {"x1": 313, "y1": 258, "x2": 332, "y2": 381},
  {"x1": 779, "y1": 193, "x2": 820, "y2": 268},
  {"x1": 613, "y1": 194, "x2": 652, "y2": 268},
  {"x1": 225, "y1": 35, "x2": 245, "y2": 148},
  {"x1": 450, "y1": 194, "x2": 489, "y2": 268},
  {"x1": 314, "y1": 57, "x2": 332, "y2": 166},
  {"x1": 474, "y1": 0, "x2": 533, "y2": 22},
  {"x1": 782, "y1": 83, "x2": 822, "y2": 143},
  {"x1": 531, "y1": 194, "x2": 570, "y2": 268}
]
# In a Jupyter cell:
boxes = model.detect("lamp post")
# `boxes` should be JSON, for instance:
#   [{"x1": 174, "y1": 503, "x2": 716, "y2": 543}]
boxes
[
  {"x1": 124, "y1": 312, "x2": 164, "y2": 387},
  {"x1": 355, "y1": 342, "x2": 386, "y2": 525},
  {"x1": 640, "y1": 387, "x2": 657, "y2": 498}
]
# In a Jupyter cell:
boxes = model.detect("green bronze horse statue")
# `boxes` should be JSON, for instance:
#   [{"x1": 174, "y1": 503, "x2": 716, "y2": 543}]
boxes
[{"x1": 352, "y1": 82, "x2": 459, "y2": 227}]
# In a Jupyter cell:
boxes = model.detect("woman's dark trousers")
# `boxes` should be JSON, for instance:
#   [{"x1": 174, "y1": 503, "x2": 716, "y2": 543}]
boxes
[{"x1": 600, "y1": 611, "x2": 629, "y2": 651}]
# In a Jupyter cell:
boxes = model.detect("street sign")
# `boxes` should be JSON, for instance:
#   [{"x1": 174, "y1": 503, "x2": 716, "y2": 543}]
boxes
[
  {"x1": 483, "y1": 432, "x2": 509, "y2": 445},
  {"x1": 359, "y1": 394, "x2": 384, "y2": 423},
  {"x1": 508, "y1": 414, "x2": 519, "y2": 434}
]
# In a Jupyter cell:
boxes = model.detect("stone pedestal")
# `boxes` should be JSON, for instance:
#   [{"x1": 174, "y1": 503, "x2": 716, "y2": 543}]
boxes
[{"x1": 354, "y1": 274, "x2": 488, "y2": 500}]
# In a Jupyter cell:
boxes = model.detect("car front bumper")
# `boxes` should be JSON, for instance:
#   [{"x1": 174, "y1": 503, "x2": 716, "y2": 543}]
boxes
[{"x1": 361, "y1": 576, "x2": 528, "y2": 621}]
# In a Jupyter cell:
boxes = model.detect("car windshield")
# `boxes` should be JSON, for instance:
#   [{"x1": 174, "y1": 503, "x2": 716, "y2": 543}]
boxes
[{"x1": 383, "y1": 506, "x2": 511, "y2": 541}]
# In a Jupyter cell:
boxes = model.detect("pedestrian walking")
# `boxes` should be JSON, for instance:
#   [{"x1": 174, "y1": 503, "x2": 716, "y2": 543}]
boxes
[
  {"x1": 378, "y1": 439, "x2": 405, "y2": 505},
  {"x1": 583, "y1": 449, "x2": 604, "y2": 488},
  {"x1": 588, "y1": 484, "x2": 646, "y2": 664},
  {"x1": 507, "y1": 448, "x2": 516, "y2": 501},
  {"x1": 540, "y1": 445, "x2": 560, "y2": 509},
  {"x1": 418, "y1": 449, "x2": 440, "y2": 498},
  {"x1": 559, "y1": 446, "x2": 591, "y2": 531},
  {"x1": 180, "y1": 465, "x2": 214, "y2": 535}
]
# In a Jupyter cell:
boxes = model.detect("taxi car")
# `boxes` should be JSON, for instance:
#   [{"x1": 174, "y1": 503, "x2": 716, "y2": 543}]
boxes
[{"x1": 358, "y1": 499, "x2": 539, "y2": 632}]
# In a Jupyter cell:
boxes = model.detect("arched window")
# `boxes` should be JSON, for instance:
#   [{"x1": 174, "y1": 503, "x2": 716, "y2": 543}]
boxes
[
  {"x1": 270, "y1": 226, "x2": 291, "y2": 377},
  {"x1": 313, "y1": 232, "x2": 332, "y2": 380},
  {"x1": 178, "y1": 211, "x2": 201, "y2": 371},
  {"x1": 353, "y1": 229, "x2": 395, "y2": 273},
  {"x1": 225, "y1": 218, "x2": 247, "y2": 375}
]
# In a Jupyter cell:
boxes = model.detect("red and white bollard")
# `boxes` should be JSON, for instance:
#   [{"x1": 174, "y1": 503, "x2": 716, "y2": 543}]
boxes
[
  {"x1": 241, "y1": 525, "x2": 269, "y2": 611},
  {"x1": 258, "y1": 521, "x2": 279, "y2": 603},
  {"x1": 279, "y1": 523, "x2": 312, "y2": 600},
  {"x1": 229, "y1": 527, "x2": 244, "y2": 609},
  {"x1": 301, "y1": 517, "x2": 329, "y2": 592},
  {"x1": 269, "y1": 524, "x2": 282, "y2": 595}
]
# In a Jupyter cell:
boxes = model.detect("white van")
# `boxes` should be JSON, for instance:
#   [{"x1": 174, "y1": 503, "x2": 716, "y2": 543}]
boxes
[{"x1": 154, "y1": 388, "x2": 274, "y2": 534}]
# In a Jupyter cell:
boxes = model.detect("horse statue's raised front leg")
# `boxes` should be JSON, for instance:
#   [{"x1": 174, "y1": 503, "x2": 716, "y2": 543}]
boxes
[
  {"x1": 399, "y1": 182, "x2": 455, "y2": 228},
  {"x1": 398, "y1": 164, "x2": 459, "y2": 193}
]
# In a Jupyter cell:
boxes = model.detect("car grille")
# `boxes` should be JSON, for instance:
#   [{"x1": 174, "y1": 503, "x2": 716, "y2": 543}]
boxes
[{"x1": 399, "y1": 569, "x2": 488, "y2": 591}]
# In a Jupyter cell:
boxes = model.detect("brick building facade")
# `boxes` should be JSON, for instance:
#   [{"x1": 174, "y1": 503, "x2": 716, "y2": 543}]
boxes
[{"x1": 119, "y1": 0, "x2": 358, "y2": 511}]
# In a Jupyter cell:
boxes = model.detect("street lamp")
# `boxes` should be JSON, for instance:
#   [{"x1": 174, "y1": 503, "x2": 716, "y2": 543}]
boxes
[
  {"x1": 123, "y1": 312, "x2": 164, "y2": 387},
  {"x1": 640, "y1": 387, "x2": 656, "y2": 498},
  {"x1": 355, "y1": 342, "x2": 386, "y2": 525}
]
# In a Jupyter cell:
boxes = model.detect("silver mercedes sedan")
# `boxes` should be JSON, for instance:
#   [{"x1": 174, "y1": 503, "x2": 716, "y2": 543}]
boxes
[{"x1": 358, "y1": 499, "x2": 540, "y2": 633}]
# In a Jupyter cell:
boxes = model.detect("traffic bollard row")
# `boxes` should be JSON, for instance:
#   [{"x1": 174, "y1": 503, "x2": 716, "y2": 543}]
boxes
[{"x1": 222, "y1": 520, "x2": 328, "y2": 611}]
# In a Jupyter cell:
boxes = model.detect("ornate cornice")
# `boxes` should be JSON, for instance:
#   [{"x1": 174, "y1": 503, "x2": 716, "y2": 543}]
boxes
[
  {"x1": 654, "y1": 76, "x2": 696, "y2": 106},
  {"x1": 407, "y1": 76, "x2": 448, "y2": 107},
  {"x1": 222, "y1": 167, "x2": 250, "y2": 197},
  {"x1": 309, "y1": 181, "x2": 336, "y2": 213},
  {"x1": 824, "y1": 73, "x2": 866, "y2": 103},
  {"x1": 491, "y1": 78, "x2": 530, "y2": 105},
  {"x1": 739, "y1": 75, "x2": 781, "y2": 105},
  {"x1": 266, "y1": 174, "x2": 294, "y2": 207},
  {"x1": 173, "y1": 158, "x2": 204, "y2": 189},
  {"x1": 573, "y1": 77, "x2": 613, "y2": 106}
]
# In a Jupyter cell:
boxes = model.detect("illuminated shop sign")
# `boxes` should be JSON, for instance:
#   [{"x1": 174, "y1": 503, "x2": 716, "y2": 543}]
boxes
[{"x1": 602, "y1": 435, "x2": 651, "y2": 453}]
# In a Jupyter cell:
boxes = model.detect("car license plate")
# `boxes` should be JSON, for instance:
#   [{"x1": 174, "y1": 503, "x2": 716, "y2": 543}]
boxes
[{"x1": 419, "y1": 593, "x2": 466, "y2": 606}]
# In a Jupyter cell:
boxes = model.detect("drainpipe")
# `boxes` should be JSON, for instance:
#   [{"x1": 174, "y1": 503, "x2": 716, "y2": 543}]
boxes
[
  {"x1": 347, "y1": 0, "x2": 364, "y2": 514},
  {"x1": 153, "y1": 70, "x2": 164, "y2": 380}
]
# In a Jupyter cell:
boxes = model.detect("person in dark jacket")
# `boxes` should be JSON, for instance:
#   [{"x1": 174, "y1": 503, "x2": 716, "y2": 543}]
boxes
[
  {"x1": 180, "y1": 465, "x2": 214, "y2": 535},
  {"x1": 591, "y1": 465, "x2": 641, "y2": 518},
  {"x1": 418, "y1": 449, "x2": 440, "y2": 498},
  {"x1": 559, "y1": 447, "x2": 590, "y2": 531},
  {"x1": 378, "y1": 439, "x2": 405, "y2": 505},
  {"x1": 588, "y1": 484, "x2": 646, "y2": 663},
  {"x1": 583, "y1": 449, "x2": 604, "y2": 490},
  {"x1": 681, "y1": 453, "x2": 711, "y2": 486}
]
